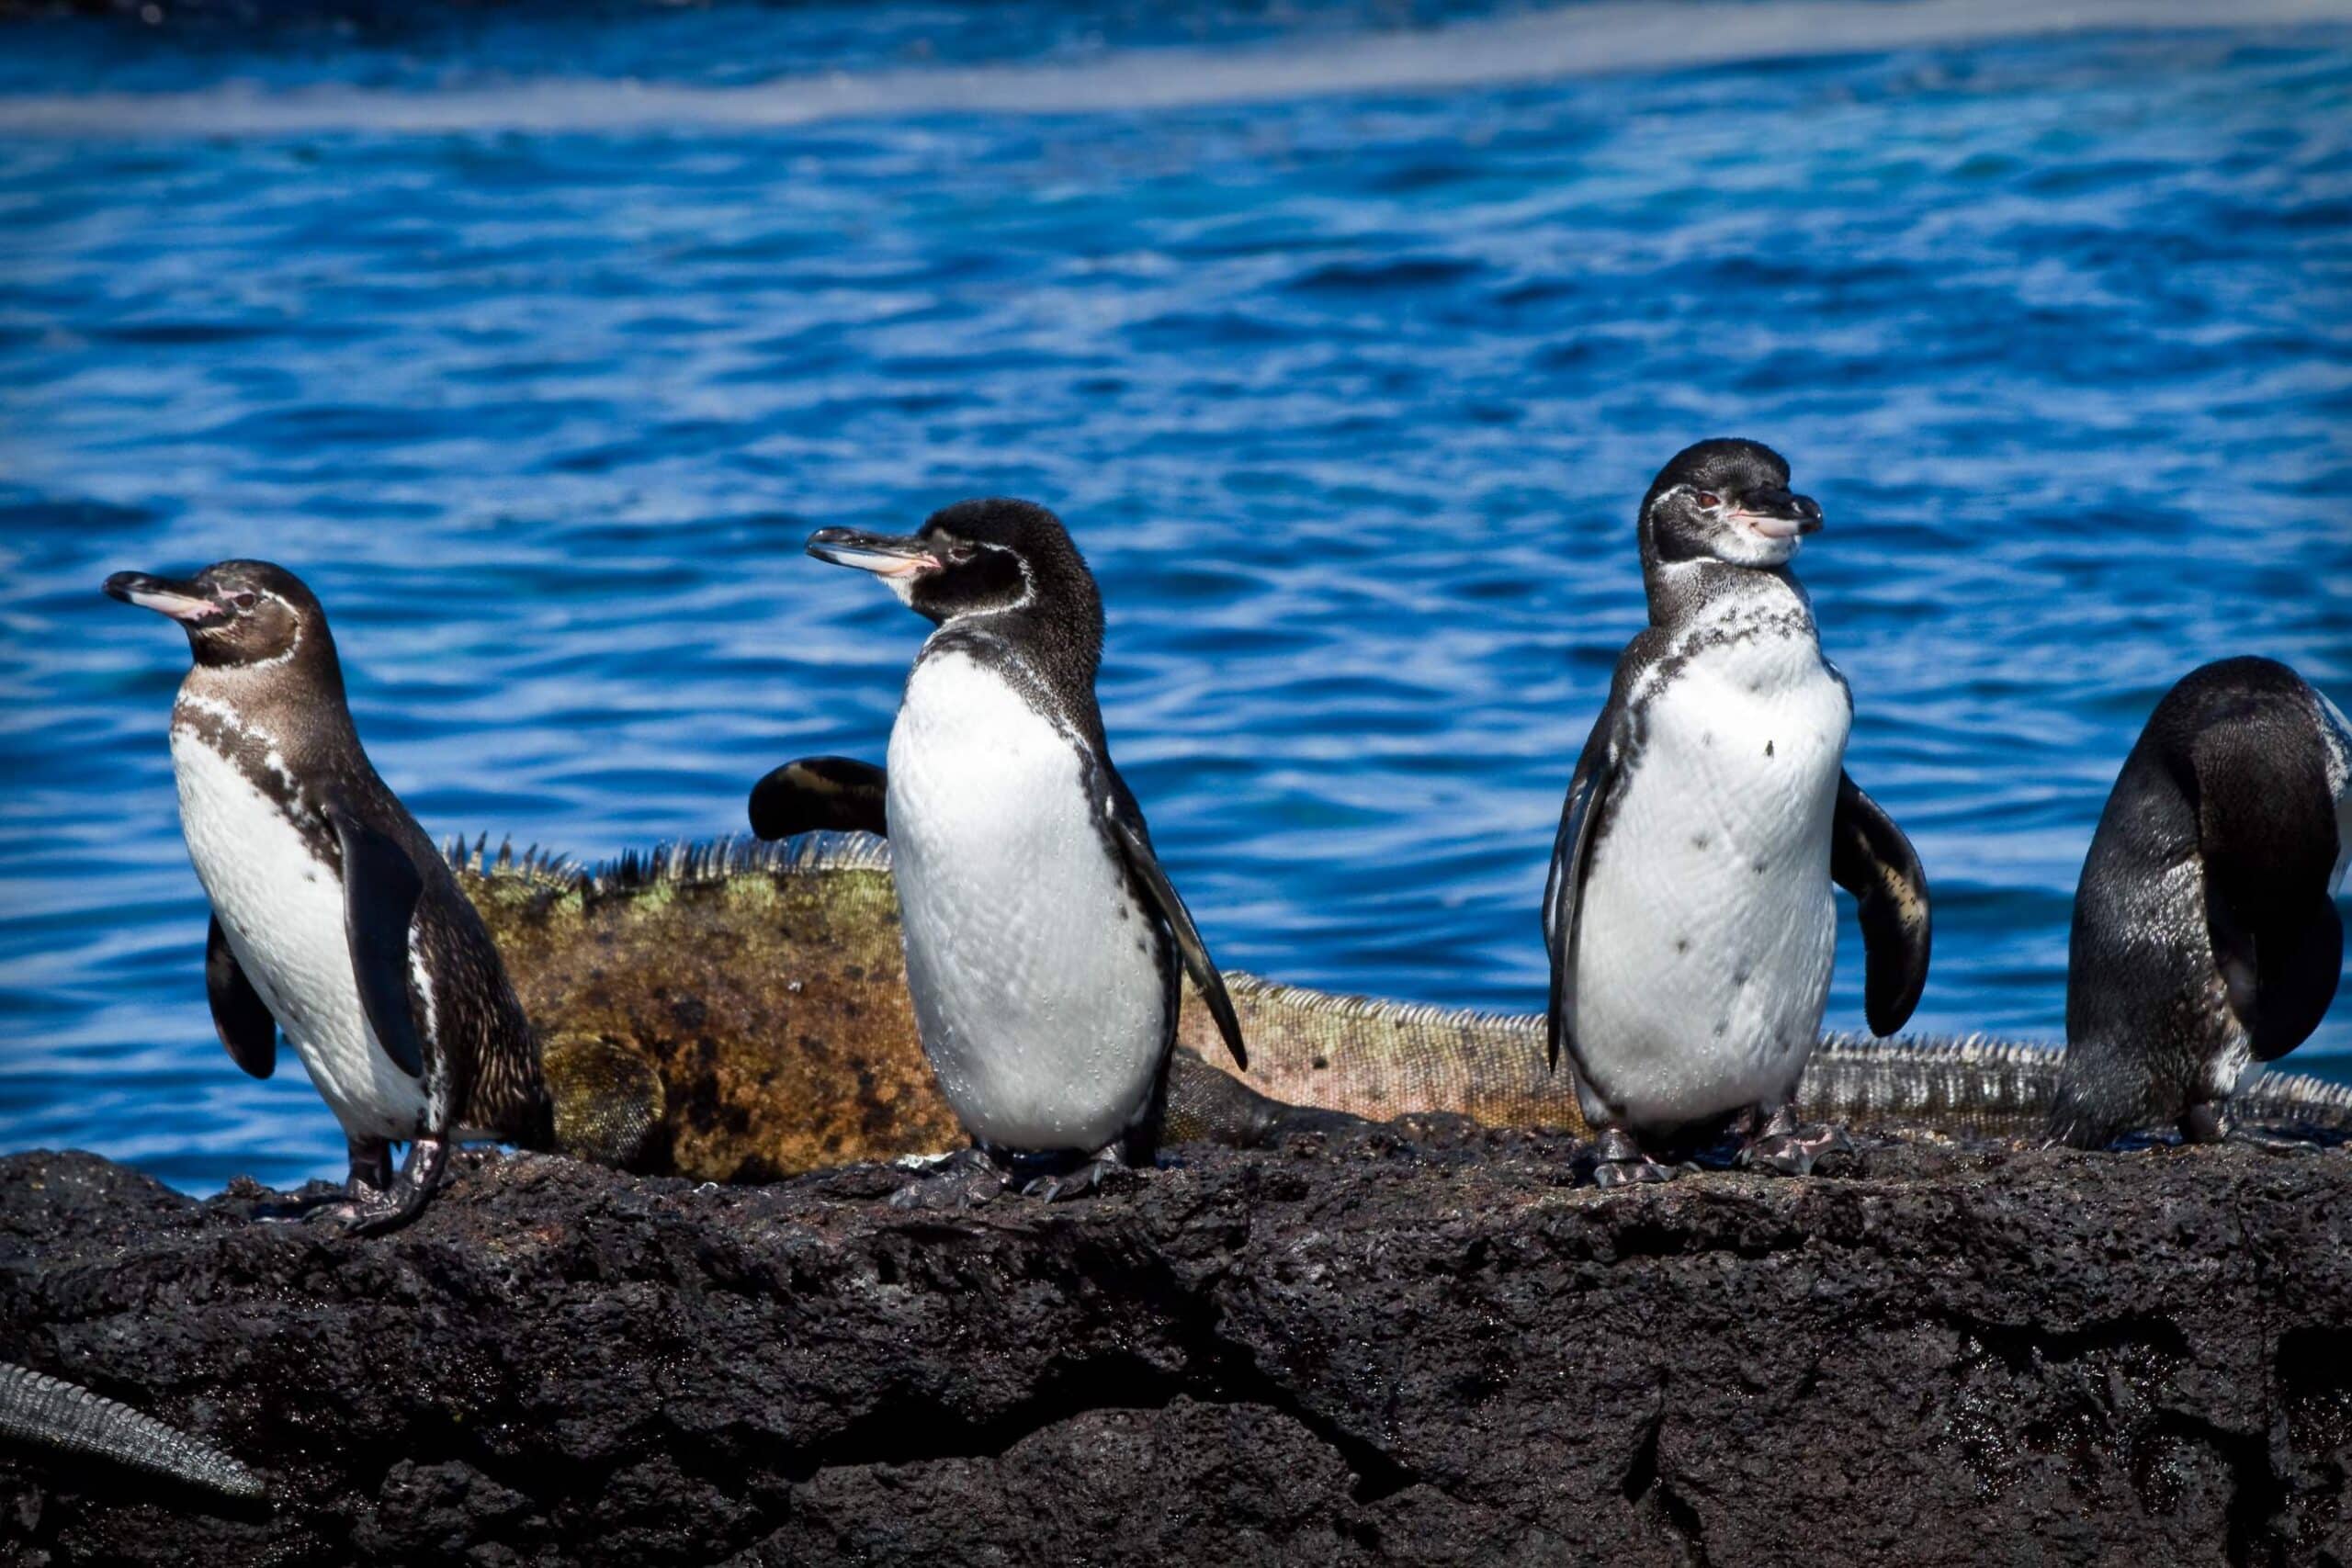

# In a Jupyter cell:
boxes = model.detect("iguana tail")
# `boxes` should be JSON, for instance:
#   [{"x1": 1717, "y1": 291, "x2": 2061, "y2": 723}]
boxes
[
  {"x1": 0, "y1": 1361, "x2": 263, "y2": 1500},
  {"x1": 1802, "y1": 1034, "x2": 2352, "y2": 1139}
]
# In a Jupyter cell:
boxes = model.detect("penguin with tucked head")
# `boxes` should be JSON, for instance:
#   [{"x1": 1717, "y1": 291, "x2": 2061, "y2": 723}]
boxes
[
  {"x1": 106, "y1": 561, "x2": 550, "y2": 1233},
  {"x1": 1544, "y1": 440, "x2": 1931, "y2": 1186},
  {"x1": 2050, "y1": 657, "x2": 2349, "y2": 1148},
  {"x1": 802, "y1": 499, "x2": 1248, "y2": 1200}
]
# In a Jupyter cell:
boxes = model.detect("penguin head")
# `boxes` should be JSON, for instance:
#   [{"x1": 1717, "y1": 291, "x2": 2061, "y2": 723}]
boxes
[
  {"x1": 104, "y1": 559, "x2": 326, "y2": 670},
  {"x1": 1638, "y1": 439, "x2": 1822, "y2": 573},
  {"x1": 806, "y1": 499, "x2": 1103, "y2": 638}
]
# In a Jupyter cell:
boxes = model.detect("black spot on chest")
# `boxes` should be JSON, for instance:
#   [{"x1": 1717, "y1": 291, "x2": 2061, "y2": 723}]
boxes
[{"x1": 175, "y1": 705, "x2": 339, "y2": 867}]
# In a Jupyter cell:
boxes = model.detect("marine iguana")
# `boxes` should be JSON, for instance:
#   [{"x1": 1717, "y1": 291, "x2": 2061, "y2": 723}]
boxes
[{"x1": 458, "y1": 832, "x2": 2352, "y2": 1179}]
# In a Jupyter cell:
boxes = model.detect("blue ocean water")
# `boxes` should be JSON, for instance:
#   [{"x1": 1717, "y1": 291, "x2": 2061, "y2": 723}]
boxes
[{"x1": 1, "y1": 3, "x2": 2347, "y2": 1194}]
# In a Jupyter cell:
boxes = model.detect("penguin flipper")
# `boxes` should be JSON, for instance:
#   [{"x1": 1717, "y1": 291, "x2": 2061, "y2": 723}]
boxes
[
  {"x1": 204, "y1": 915, "x2": 277, "y2": 1079},
  {"x1": 330, "y1": 808, "x2": 428, "y2": 1080},
  {"x1": 2210, "y1": 897, "x2": 2343, "y2": 1063},
  {"x1": 1544, "y1": 720, "x2": 1615, "y2": 1077},
  {"x1": 748, "y1": 756, "x2": 889, "y2": 840},
  {"x1": 2191, "y1": 706, "x2": 2346, "y2": 1062},
  {"x1": 1105, "y1": 807, "x2": 1249, "y2": 1072},
  {"x1": 1829, "y1": 771, "x2": 1931, "y2": 1036}
]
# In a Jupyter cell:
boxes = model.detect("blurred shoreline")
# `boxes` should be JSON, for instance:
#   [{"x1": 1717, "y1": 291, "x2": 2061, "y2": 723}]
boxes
[{"x1": 5, "y1": 0, "x2": 2351, "y2": 136}]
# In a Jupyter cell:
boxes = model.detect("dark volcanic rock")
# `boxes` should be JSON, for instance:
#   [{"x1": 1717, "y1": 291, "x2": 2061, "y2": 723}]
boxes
[{"x1": 3, "y1": 1129, "x2": 2350, "y2": 1565}]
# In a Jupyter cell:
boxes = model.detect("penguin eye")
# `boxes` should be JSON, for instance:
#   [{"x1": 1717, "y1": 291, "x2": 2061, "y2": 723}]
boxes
[
  {"x1": 228, "y1": 592, "x2": 258, "y2": 611},
  {"x1": 1692, "y1": 491, "x2": 1722, "y2": 510}
]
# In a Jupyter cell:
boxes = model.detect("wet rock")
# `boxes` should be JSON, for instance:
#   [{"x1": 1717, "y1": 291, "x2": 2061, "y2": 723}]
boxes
[{"x1": 3, "y1": 1132, "x2": 2348, "y2": 1564}]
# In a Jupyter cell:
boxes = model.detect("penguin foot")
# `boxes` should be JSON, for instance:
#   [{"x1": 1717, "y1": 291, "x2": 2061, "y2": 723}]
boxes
[
  {"x1": 253, "y1": 1167, "x2": 390, "y2": 1223},
  {"x1": 338, "y1": 1137, "x2": 449, "y2": 1237},
  {"x1": 888, "y1": 1147, "x2": 1007, "y2": 1212},
  {"x1": 1587, "y1": 1127, "x2": 1676, "y2": 1190},
  {"x1": 1020, "y1": 1156, "x2": 1135, "y2": 1204},
  {"x1": 1737, "y1": 1110, "x2": 1854, "y2": 1178},
  {"x1": 253, "y1": 1186, "x2": 377, "y2": 1224}
]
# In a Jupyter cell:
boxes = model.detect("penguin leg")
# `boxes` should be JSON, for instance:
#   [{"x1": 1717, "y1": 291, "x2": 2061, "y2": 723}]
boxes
[
  {"x1": 1736, "y1": 1104, "x2": 1855, "y2": 1178},
  {"x1": 346, "y1": 1135, "x2": 394, "y2": 1198},
  {"x1": 1588, "y1": 1126, "x2": 1676, "y2": 1190},
  {"x1": 336, "y1": 1136, "x2": 451, "y2": 1237},
  {"x1": 1020, "y1": 1141, "x2": 1136, "y2": 1204},
  {"x1": 2180, "y1": 1101, "x2": 2229, "y2": 1144},
  {"x1": 888, "y1": 1142, "x2": 1010, "y2": 1212}
]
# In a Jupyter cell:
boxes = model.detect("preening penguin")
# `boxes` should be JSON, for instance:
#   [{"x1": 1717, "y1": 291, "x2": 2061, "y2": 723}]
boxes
[
  {"x1": 2050, "y1": 657, "x2": 2349, "y2": 1148},
  {"x1": 802, "y1": 499, "x2": 1248, "y2": 1200},
  {"x1": 1544, "y1": 440, "x2": 1930, "y2": 1187},
  {"x1": 106, "y1": 561, "x2": 550, "y2": 1233}
]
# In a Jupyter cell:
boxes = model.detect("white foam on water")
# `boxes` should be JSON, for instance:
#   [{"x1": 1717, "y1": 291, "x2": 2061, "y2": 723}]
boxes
[{"x1": 2, "y1": 0, "x2": 2347, "y2": 138}]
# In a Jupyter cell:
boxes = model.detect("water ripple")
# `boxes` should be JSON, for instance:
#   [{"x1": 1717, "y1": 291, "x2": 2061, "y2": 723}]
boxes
[{"x1": 1, "y1": 10, "x2": 2347, "y2": 1189}]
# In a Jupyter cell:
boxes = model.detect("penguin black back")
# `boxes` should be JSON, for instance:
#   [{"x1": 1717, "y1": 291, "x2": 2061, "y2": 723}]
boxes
[{"x1": 2052, "y1": 656, "x2": 2347, "y2": 1147}]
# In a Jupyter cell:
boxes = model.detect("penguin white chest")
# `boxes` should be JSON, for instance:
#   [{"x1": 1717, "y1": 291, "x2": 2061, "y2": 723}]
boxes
[
  {"x1": 886, "y1": 650, "x2": 1169, "y2": 1154},
  {"x1": 1570, "y1": 632, "x2": 1851, "y2": 1131},
  {"x1": 170, "y1": 722, "x2": 425, "y2": 1141}
]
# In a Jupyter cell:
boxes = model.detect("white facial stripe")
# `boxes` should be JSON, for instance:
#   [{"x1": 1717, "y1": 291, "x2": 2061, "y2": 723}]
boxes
[
  {"x1": 942, "y1": 541, "x2": 1035, "y2": 622},
  {"x1": 243, "y1": 615, "x2": 302, "y2": 669}
]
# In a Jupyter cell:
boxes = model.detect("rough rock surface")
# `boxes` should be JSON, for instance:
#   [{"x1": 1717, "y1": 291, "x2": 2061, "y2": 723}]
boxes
[{"x1": 3, "y1": 1127, "x2": 2349, "y2": 1565}]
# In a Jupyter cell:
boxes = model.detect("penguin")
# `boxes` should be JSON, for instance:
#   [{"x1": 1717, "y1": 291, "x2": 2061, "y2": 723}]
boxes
[
  {"x1": 802, "y1": 499, "x2": 1248, "y2": 1200},
  {"x1": 2049, "y1": 657, "x2": 2350, "y2": 1148},
  {"x1": 1544, "y1": 440, "x2": 1931, "y2": 1187},
  {"x1": 106, "y1": 561, "x2": 550, "y2": 1233}
]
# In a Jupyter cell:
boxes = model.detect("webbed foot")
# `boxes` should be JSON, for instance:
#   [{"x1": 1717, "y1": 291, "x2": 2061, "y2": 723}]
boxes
[
  {"x1": 1019, "y1": 1156, "x2": 1135, "y2": 1204},
  {"x1": 254, "y1": 1185, "x2": 382, "y2": 1224},
  {"x1": 256, "y1": 1134, "x2": 399, "y2": 1223},
  {"x1": 1737, "y1": 1106, "x2": 1854, "y2": 1177},
  {"x1": 1588, "y1": 1126, "x2": 1676, "y2": 1190},
  {"x1": 888, "y1": 1146, "x2": 1007, "y2": 1211}
]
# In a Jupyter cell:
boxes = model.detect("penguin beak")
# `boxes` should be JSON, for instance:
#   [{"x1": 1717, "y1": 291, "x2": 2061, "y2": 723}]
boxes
[
  {"x1": 1734, "y1": 488, "x2": 1823, "y2": 540},
  {"x1": 805, "y1": 529, "x2": 942, "y2": 579},
  {"x1": 104, "y1": 571, "x2": 222, "y2": 623}
]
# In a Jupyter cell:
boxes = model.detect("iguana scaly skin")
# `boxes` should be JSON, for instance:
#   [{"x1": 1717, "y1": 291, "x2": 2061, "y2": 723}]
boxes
[
  {"x1": 0, "y1": 1362, "x2": 262, "y2": 1500},
  {"x1": 449, "y1": 833, "x2": 2352, "y2": 1181}
]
